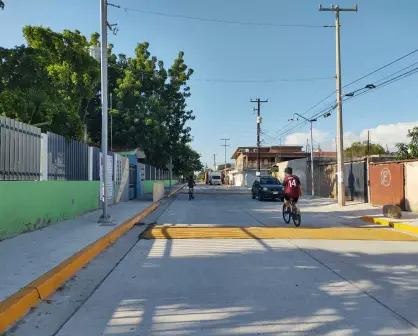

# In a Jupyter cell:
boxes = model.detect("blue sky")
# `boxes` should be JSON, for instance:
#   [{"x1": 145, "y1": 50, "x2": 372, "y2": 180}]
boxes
[{"x1": 1, "y1": 0, "x2": 417, "y2": 167}]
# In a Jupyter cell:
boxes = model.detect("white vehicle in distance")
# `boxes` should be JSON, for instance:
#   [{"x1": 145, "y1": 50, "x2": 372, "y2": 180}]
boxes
[{"x1": 209, "y1": 171, "x2": 222, "y2": 185}]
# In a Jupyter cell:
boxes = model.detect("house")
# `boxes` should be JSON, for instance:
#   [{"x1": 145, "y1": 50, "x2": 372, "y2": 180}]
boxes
[
  {"x1": 230, "y1": 146, "x2": 307, "y2": 187},
  {"x1": 115, "y1": 148, "x2": 146, "y2": 200}
]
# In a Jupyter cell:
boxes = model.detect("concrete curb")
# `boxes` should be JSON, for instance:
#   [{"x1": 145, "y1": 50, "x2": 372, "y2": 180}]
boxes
[
  {"x1": 360, "y1": 216, "x2": 418, "y2": 235},
  {"x1": 0, "y1": 201, "x2": 161, "y2": 333},
  {"x1": 167, "y1": 184, "x2": 185, "y2": 198}
]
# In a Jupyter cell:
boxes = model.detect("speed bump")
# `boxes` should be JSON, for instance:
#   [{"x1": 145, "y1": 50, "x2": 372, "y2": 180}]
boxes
[{"x1": 141, "y1": 226, "x2": 418, "y2": 241}]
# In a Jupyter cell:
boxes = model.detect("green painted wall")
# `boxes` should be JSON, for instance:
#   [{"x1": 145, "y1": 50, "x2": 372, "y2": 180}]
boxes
[
  {"x1": 143, "y1": 180, "x2": 173, "y2": 193},
  {"x1": 0, "y1": 181, "x2": 99, "y2": 240}
]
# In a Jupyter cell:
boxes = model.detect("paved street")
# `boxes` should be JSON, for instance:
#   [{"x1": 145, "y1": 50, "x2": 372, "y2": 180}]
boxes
[{"x1": 10, "y1": 187, "x2": 418, "y2": 335}]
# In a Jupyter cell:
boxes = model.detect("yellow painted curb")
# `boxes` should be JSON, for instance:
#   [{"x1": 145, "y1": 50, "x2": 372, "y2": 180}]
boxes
[
  {"x1": 167, "y1": 184, "x2": 185, "y2": 198},
  {"x1": 179, "y1": 192, "x2": 251, "y2": 195},
  {"x1": 360, "y1": 216, "x2": 418, "y2": 235},
  {"x1": 0, "y1": 288, "x2": 40, "y2": 333},
  {"x1": 0, "y1": 201, "x2": 160, "y2": 334},
  {"x1": 141, "y1": 226, "x2": 418, "y2": 241}
]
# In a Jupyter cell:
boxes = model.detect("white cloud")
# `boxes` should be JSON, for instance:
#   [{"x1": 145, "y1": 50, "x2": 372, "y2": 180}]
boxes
[
  {"x1": 343, "y1": 121, "x2": 418, "y2": 150},
  {"x1": 285, "y1": 129, "x2": 330, "y2": 150},
  {"x1": 284, "y1": 121, "x2": 418, "y2": 152}
]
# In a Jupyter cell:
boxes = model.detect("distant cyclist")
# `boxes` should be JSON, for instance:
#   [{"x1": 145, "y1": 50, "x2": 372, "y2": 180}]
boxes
[
  {"x1": 282, "y1": 167, "x2": 302, "y2": 210},
  {"x1": 187, "y1": 175, "x2": 196, "y2": 199}
]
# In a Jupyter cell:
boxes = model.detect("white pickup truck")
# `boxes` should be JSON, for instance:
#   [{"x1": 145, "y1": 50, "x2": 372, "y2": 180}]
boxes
[{"x1": 209, "y1": 171, "x2": 222, "y2": 185}]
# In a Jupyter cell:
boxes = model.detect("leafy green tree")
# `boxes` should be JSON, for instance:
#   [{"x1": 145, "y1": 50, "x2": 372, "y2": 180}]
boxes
[
  {"x1": 110, "y1": 42, "x2": 195, "y2": 169},
  {"x1": 0, "y1": 26, "x2": 201, "y2": 170},
  {"x1": 173, "y1": 144, "x2": 203, "y2": 177},
  {"x1": 345, "y1": 141, "x2": 385, "y2": 157},
  {"x1": 396, "y1": 127, "x2": 418, "y2": 160},
  {"x1": 0, "y1": 26, "x2": 100, "y2": 140},
  {"x1": 0, "y1": 1, "x2": 4, "y2": 10}
]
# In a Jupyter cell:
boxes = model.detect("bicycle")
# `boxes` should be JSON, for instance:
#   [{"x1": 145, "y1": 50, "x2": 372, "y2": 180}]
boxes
[
  {"x1": 282, "y1": 198, "x2": 301, "y2": 227},
  {"x1": 188, "y1": 187, "x2": 195, "y2": 201}
]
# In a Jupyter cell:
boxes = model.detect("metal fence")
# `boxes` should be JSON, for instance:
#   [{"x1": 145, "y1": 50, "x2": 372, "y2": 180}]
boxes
[
  {"x1": 0, "y1": 116, "x2": 41, "y2": 180},
  {"x1": 47, "y1": 132, "x2": 89, "y2": 180},
  {"x1": 92, "y1": 147, "x2": 101, "y2": 181},
  {"x1": 143, "y1": 164, "x2": 170, "y2": 180}
]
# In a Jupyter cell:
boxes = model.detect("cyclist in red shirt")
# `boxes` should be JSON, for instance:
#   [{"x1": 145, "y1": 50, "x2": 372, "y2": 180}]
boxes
[{"x1": 282, "y1": 167, "x2": 303, "y2": 209}]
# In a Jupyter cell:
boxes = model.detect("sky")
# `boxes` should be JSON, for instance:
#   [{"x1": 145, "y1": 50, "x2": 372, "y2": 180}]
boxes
[{"x1": 1, "y1": 0, "x2": 417, "y2": 168}]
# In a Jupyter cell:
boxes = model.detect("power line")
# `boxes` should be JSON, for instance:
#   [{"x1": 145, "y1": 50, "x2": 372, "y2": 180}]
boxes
[
  {"x1": 121, "y1": 6, "x2": 333, "y2": 28},
  {"x1": 342, "y1": 47, "x2": 418, "y2": 89},
  {"x1": 266, "y1": 49, "x2": 418, "y2": 144},
  {"x1": 193, "y1": 76, "x2": 334, "y2": 83}
]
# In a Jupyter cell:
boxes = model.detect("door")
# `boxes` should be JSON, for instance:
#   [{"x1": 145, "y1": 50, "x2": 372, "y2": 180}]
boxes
[
  {"x1": 344, "y1": 160, "x2": 368, "y2": 202},
  {"x1": 129, "y1": 164, "x2": 137, "y2": 200},
  {"x1": 370, "y1": 163, "x2": 404, "y2": 209}
]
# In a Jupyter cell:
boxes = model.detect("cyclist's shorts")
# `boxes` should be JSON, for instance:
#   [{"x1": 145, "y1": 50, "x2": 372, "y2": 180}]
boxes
[{"x1": 284, "y1": 194, "x2": 299, "y2": 203}]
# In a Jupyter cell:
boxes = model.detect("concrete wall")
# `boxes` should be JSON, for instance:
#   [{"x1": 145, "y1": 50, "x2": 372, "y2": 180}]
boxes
[
  {"x1": 0, "y1": 181, "x2": 99, "y2": 240},
  {"x1": 153, "y1": 182, "x2": 165, "y2": 202},
  {"x1": 405, "y1": 162, "x2": 418, "y2": 212},
  {"x1": 144, "y1": 180, "x2": 172, "y2": 193},
  {"x1": 275, "y1": 158, "x2": 308, "y2": 188}
]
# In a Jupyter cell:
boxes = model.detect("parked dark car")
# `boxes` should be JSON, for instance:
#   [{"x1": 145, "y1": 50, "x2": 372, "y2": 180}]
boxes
[{"x1": 252, "y1": 176, "x2": 284, "y2": 201}]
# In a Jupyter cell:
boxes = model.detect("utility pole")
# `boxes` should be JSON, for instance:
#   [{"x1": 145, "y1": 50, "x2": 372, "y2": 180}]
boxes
[
  {"x1": 110, "y1": 93, "x2": 113, "y2": 152},
  {"x1": 319, "y1": 3, "x2": 358, "y2": 207},
  {"x1": 367, "y1": 130, "x2": 370, "y2": 156},
  {"x1": 213, "y1": 154, "x2": 217, "y2": 171},
  {"x1": 251, "y1": 98, "x2": 268, "y2": 175},
  {"x1": 289, "y1": 113, "x2": 317, "y2": 197},
  {"x1": 99, "y1": 0, "x2": 111, "y2": 224},
  {"x1": 221, "y1": 138, "x2": 230, "y2": 181}
]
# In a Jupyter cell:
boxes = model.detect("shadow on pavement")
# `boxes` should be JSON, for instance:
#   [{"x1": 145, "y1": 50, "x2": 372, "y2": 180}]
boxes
[{"x1": 57, "y1": 237, "x2": 418, "y2": 335}]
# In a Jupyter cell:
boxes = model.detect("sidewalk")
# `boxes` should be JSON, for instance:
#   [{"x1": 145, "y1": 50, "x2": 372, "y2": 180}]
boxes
[
  {"x1": 303, "y1": 197, "x2": 418, "y2": 228},
  {"x1": 0, "y1": 200, "x2": 152, "y2": 303}
]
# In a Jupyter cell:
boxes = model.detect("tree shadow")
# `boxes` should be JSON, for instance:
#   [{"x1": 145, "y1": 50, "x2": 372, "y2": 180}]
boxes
[{"x1": 58, "y1": 238, "x2": 418, "y2": 335}]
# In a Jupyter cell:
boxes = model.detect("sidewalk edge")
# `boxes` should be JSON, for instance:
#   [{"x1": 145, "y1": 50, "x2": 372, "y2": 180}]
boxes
[
  {"x1": 0, "y1": 201, "x2": 160, "y2": 333},
  {"x1": 167, "y1": 184, "x2": 185, "y2": 197},
  {"x1": 360, "y1": 216, "x2": 418, "y2": 235}
]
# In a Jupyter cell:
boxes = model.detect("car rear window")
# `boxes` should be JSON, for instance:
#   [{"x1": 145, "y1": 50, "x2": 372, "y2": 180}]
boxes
[
  {"x1": 260, "y1": 178, "x2": 280, "y2": 185},
  {"x1": 213, "y1": 176, "x2": 220, "y2": 179}
]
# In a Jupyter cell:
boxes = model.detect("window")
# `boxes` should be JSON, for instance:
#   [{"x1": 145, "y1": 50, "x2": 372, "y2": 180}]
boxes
[{"x1": 260, "y1": 177, "x2": 280, "y2": 185}]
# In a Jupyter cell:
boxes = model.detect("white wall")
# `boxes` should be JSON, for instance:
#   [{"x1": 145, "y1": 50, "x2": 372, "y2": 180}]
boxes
[
  {"x1": 405, "y1": 161, "x2": 418, "y2": 212},
  {"x1": 276, "y1": 158, "x2": 308, "y2": 187},
  {"x1": 153, "y1": 182, "x2": 165, "y2": 202}
]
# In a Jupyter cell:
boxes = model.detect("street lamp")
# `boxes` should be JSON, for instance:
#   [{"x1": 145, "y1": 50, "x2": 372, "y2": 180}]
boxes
[
  {"x1": 288, "y1": 113, "x2": 317, "y2": 197},
  {"x1": 98, "y1": 0, "x2": 111, "y2": 224}
]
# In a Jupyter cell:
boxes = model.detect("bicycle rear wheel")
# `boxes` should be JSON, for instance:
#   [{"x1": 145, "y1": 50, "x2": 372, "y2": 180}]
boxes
[
  {"x1": 292, "y1": 205, "x2": 301, "y2": 227},
  {"x1": 282, "y1": 203, "x2": 291, "y2": 224}
]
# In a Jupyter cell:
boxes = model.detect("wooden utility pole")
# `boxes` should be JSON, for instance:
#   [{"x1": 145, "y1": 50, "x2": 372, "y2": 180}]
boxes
[
  {"x1": 251, "y1": 98, "x2": 268, "y2": 175},
  {"x1": 319, "y1": 3, "x2": 358, "y2": 207}
]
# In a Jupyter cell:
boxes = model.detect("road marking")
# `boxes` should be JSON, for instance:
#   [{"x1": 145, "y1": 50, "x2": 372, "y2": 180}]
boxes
[{"x1": 141, "y1": 226, "x2": 418, "y2": 241}]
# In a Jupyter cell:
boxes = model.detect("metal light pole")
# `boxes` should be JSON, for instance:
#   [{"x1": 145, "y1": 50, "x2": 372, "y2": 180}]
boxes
[
  {"x1": 319, "y1": 3, "x2": 358, "y2": 206},
  {"x1": 289, "y1": 113, "x2": 317, "y2": 197},
  {"x1": 110, "y1": 93, "x2": 113, "y2": 152},
  {"x1": 99, "y1": 0, "x2": 111, "y2": 223}
]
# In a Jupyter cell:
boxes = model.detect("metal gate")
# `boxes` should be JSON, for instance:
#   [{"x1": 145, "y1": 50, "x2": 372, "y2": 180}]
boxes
[
  {"x1": 370, "y1": 163, "x2": 404, "y2": 208},
  {"x1": 344, "y1": 160, "x2": 368, "y2": 202},
  {"x1": 129, "y1": 164, "x2": 137, "y2": 200}
]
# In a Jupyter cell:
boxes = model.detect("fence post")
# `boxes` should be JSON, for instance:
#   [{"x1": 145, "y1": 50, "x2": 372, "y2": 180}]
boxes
[
  {"x1": 88, "y1": 147, "x2": 93, "y2": 181},
  {"x1": 40, "y1": 133, "x2": 48, "y2": 181}
]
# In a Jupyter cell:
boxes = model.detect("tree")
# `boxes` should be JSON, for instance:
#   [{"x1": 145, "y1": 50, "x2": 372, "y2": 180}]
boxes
[
  {"x1": 172, "y1": 144, "x2": 203, "y2": 177},
  {"x1": 395, "y1": 127, "x2": 418, "y2": 160},
  {"x1": 0, "y1": 27, "x2": 201, "y2": 168},
  {"x1": 110, "y1": 42, "x2": 195, "y2": 168},
  {"x1": 0, "y1": 1, "x2": 4, "y2": 10},
  {"x1": 344, "y1": 141, "x2": 385, "y2": 157},
  {"x1": 0, "y1": 26, "x2": 100, "y2": 140}
]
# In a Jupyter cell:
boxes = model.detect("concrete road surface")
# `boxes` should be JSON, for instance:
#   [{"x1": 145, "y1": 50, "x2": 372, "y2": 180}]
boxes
[{"x1": 10, "y1": 191, "x2": 418, "y2": 335}]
